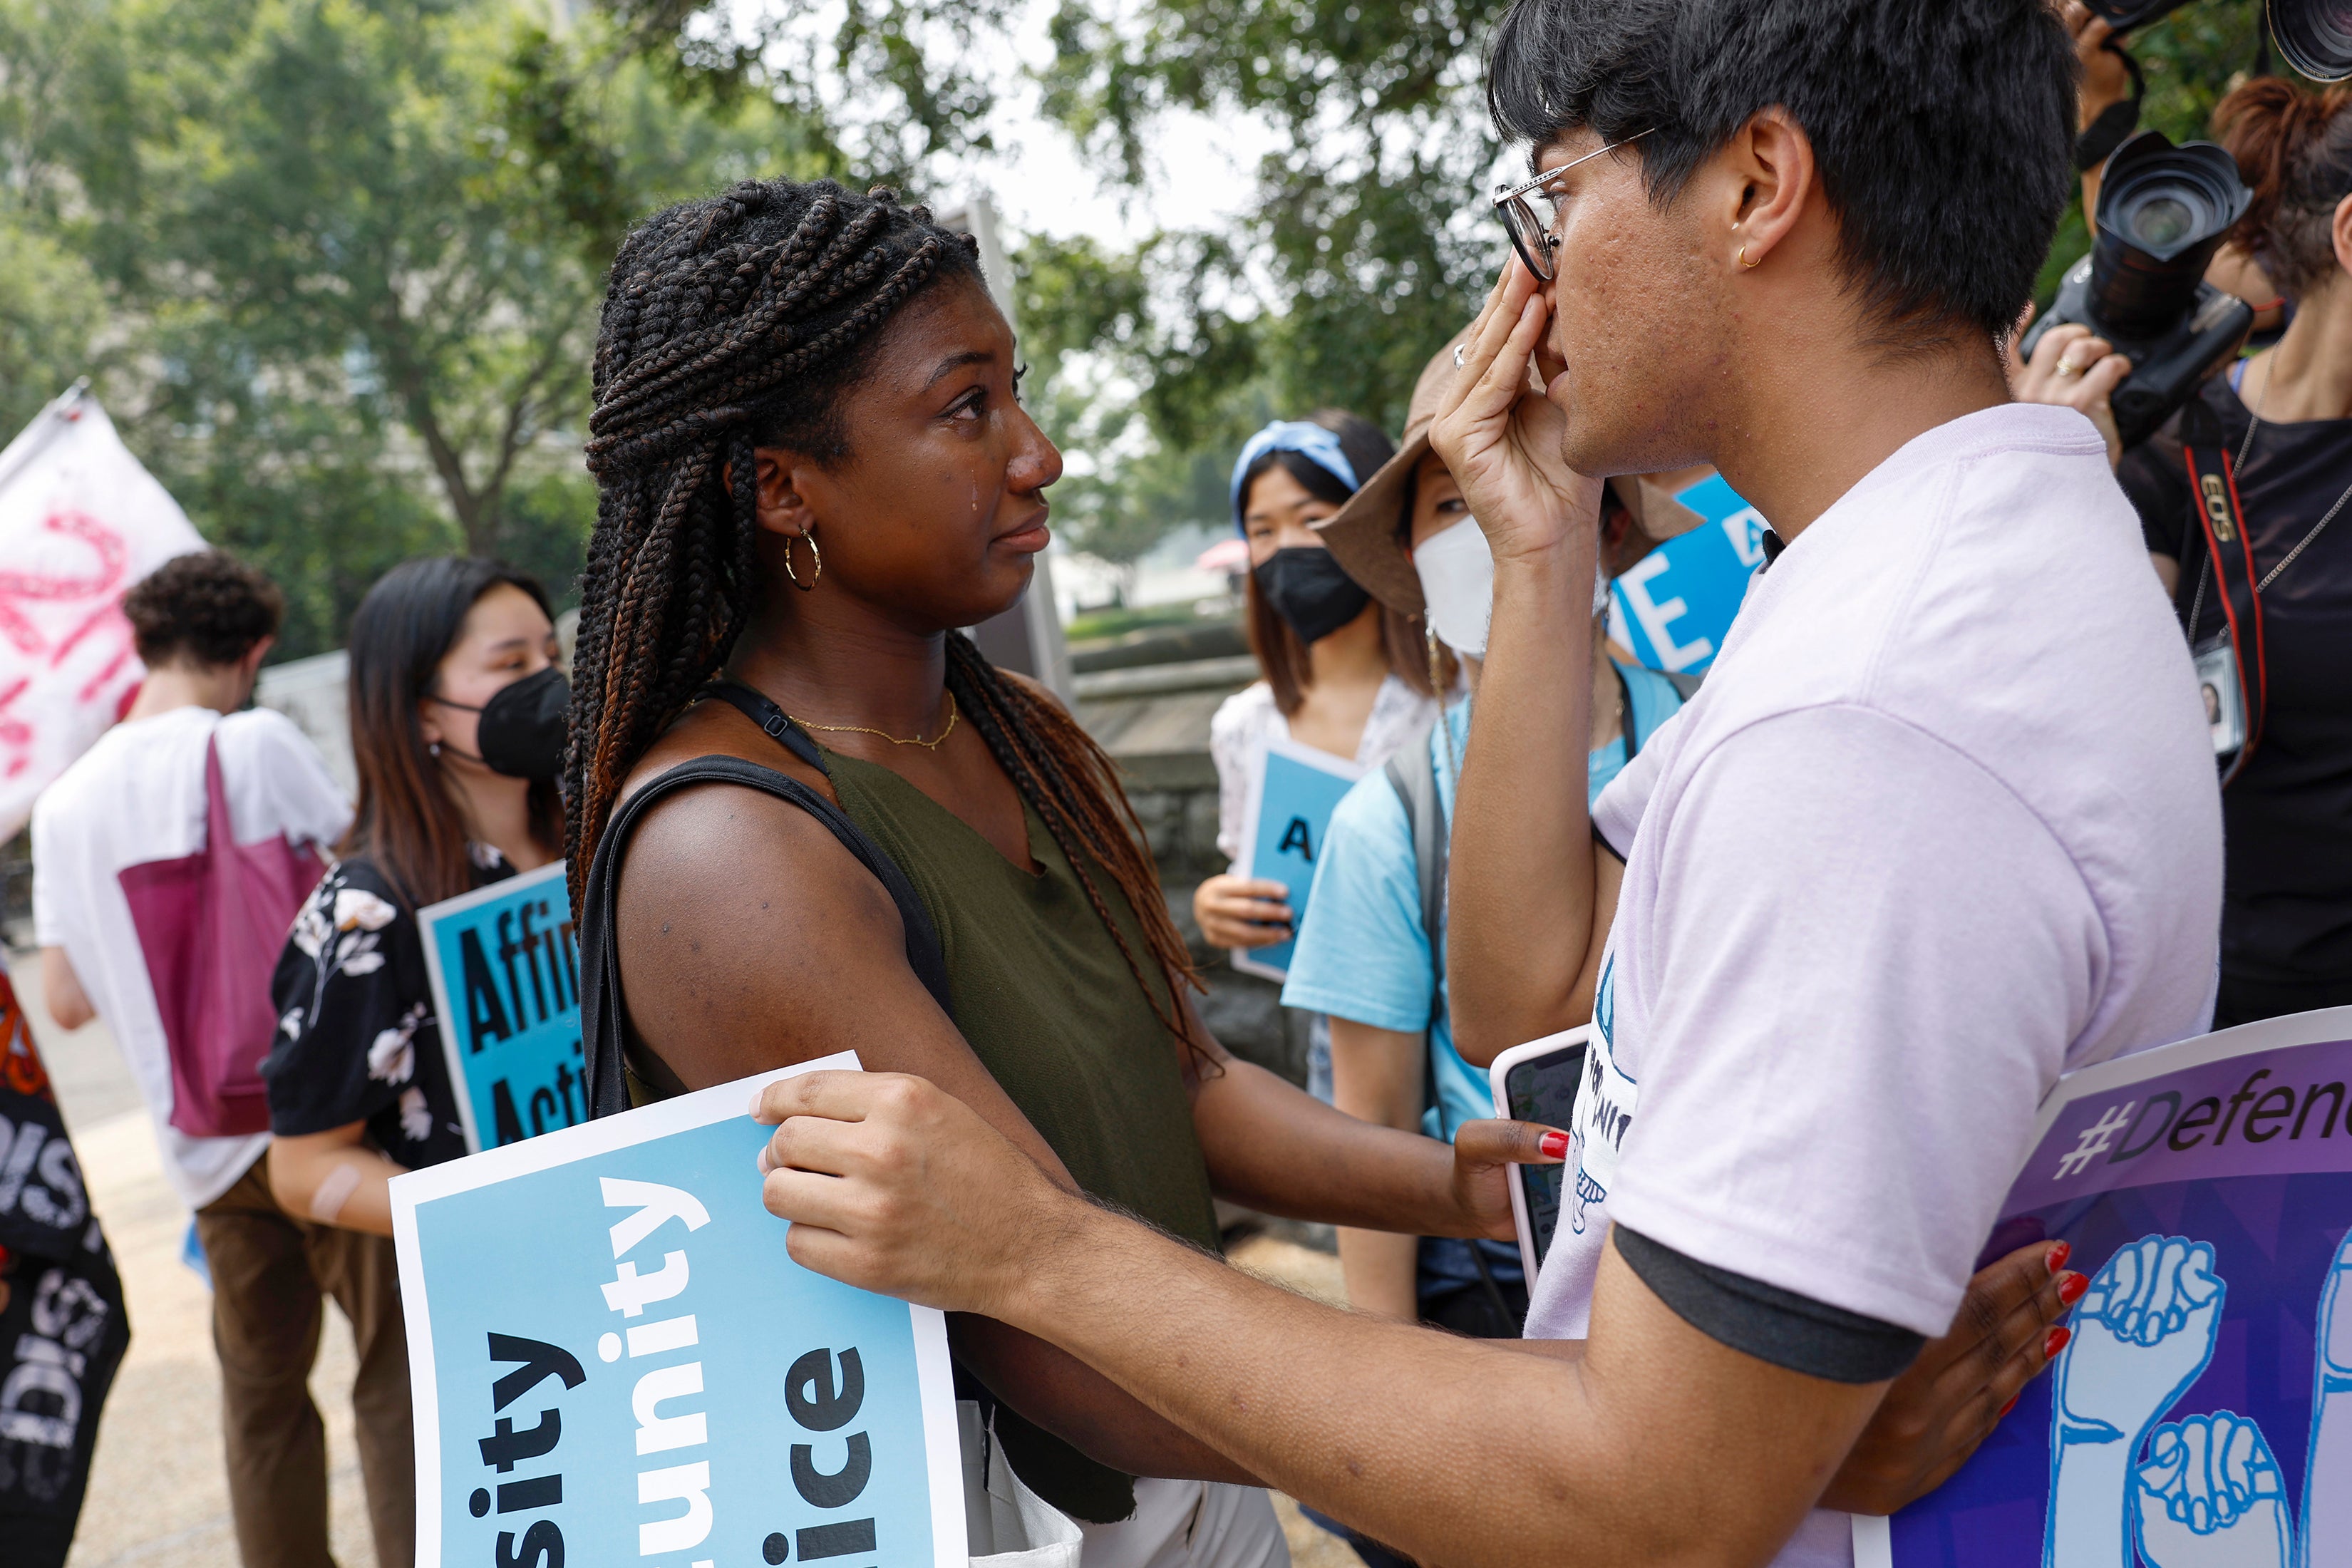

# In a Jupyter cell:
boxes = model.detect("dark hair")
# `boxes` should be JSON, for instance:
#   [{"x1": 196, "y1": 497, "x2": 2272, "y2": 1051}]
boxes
[
  {"x1": 345, "y1": 557, "x2": 560, "y2": 907},
  {"x1": 122, "y1": 551, "x2": 282, "y2": 669},
  {"x1": 2216, "y1": 78, "x2": 2352, "y2": 303},
  {"x1": 1239, "y1": 409, "x2": 1438, "y2": 715},
  {"x1": 1486, "y1": 0, "x2": 2076, "y2": 345},
  {"x1": 573, "y1": 178, "x2": 1205, "y2": 1050}
]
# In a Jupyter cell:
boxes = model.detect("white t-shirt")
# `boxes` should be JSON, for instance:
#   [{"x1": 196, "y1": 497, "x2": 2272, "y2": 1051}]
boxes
[
  {"x1": 33, "y1": 705, "x2": 351, "y2": 1209},
  {"x1": 1521, "y1": 404, "x2": 2222, "y2": 1566}
]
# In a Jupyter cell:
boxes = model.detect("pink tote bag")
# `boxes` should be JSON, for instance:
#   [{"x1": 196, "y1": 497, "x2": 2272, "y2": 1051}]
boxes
[{"x1": 117, "y1": 732, "x2": 325, "y2": 1138}]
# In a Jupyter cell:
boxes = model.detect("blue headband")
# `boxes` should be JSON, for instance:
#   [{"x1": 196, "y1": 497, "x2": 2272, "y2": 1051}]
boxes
[{"x1": 1229, "y1": 421, "x2": 1359, "y2": 535}]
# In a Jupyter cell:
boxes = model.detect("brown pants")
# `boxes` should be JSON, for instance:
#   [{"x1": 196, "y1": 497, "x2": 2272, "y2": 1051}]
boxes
[{"x1": 193, "y1": 1155, "x2": 414, "y2": 1568}]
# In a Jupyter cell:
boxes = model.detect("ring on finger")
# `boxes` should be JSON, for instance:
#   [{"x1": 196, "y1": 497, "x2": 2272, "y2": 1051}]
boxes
[
  {"x1": 2055, "y1": 359, "x2": 2080, "y2": 378},
  {"x1": 1454, "y1": 343, "x2": 1468, "y2": 368}
]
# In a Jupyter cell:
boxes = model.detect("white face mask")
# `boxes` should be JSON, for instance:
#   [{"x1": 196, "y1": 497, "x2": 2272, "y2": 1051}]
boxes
[
  {"x1": 1415, "y1": 517, "x2": 1611, "y2": 661},
  {"x1": 1414, "y1": 517, "x2": 1495, "y2": 659}
]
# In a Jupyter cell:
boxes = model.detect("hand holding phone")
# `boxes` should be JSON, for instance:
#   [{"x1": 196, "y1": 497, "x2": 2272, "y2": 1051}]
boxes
[{"x1": 1487, "y1": 1027, "x2": 1591, "y2": 1279}]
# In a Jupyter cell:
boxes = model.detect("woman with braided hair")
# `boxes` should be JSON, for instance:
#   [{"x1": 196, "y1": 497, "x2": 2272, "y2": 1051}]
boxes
[{"x1": 567, "y1": 177, "x2": 1543, "y2": 1563}]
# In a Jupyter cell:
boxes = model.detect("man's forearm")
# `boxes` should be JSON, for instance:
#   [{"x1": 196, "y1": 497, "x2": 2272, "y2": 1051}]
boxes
[
  {"x1": 1448, "y1": 549, "x2": 1604, "y2": 1062},
  {"x1": 1003, "y1": 1197, "x2": 1866, "y2": 1567}
]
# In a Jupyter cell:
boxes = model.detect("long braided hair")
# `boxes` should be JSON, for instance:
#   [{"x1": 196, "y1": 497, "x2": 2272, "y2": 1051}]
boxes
[{"x1": 571, "y1": 177, "x2": 1203, "y2": 1049}]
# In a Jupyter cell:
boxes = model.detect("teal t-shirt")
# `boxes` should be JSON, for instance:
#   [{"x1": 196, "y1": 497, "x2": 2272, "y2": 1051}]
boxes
[{"x1": 1281, "y1": 662, "x2": 1688, "y2": 1146}]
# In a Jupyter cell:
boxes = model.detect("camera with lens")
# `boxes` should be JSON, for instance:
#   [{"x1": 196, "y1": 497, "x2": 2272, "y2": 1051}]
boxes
[
  {"x1": 2023, "y1": 130, "x2": 2254, "y2": 450},
  {"x1": 2085, "y1": 0, "x2": 2351, "y2": 83}
]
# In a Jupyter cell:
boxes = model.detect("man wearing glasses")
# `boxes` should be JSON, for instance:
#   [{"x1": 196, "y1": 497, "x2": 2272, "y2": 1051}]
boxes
[{"x1": 748, "y1": 1, "x2": 2222, "y2": 1563}]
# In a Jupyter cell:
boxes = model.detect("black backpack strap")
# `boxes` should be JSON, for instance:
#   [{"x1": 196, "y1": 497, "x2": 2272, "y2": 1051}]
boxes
[
  {"x1": 2176, "y1": 395, "x2": 2269, "y2": 773},
  {"x1": 577, "y1": 752, "x2": 951, "y2": 1119}
]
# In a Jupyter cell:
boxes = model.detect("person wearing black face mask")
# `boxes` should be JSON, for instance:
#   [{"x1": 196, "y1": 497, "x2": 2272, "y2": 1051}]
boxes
[
  {"x1": 1198, "y1": 412, "x2": 1456, "y2": 1100},
  {"x1": 262, "y1": 558, "x2": 567, "y2": 1242}
]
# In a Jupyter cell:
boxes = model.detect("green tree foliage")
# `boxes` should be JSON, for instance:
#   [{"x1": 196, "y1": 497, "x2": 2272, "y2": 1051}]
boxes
[
  {"x1": 1033, "y1": 0, "x2": 1504, "y2": 470},
  {"x1": 0, "y1": 0, "x2": 840, "y2": 657}
]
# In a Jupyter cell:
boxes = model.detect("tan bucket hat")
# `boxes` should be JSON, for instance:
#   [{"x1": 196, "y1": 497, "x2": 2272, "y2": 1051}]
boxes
[{"x1": 1314, "y1": 329, "x2": 1706, "y2": 617}]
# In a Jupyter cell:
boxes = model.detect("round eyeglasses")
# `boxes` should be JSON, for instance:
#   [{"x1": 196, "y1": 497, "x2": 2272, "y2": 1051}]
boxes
[{"x1": 1491, "y1": 130, "x2": 1654, "y2": 282}]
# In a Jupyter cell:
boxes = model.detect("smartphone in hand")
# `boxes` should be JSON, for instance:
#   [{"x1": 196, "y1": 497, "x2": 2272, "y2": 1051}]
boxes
[{"x1": 1488, "y1": 1026, "x2": 1590, "y2": 1280}]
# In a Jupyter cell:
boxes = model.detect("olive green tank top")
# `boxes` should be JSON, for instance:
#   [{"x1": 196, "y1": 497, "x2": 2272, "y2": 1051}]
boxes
[{"x1": 824, "y1": 750, "x2": 1221, "y2": 1520}]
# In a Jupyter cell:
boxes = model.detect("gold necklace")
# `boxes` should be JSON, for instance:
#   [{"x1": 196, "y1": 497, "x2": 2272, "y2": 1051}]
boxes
[{"x1": 788, "y1": 693, "x2": 959, "y2": 751}]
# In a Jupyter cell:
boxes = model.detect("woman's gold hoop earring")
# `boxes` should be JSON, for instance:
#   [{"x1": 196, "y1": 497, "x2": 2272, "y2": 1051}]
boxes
[
  {"x1": 783, "y1": 527, "x2": 822, "y2": 592},
  {"x1": 1737, "y1": 244, "x2": 1759, "y2": 269}
]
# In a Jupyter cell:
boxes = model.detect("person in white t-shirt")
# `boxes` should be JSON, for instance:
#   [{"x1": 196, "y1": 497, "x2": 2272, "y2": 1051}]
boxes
[
  {"x1": 721, "y1": 2, "x2": 2213, "y2": 1564},
  {"x1": 29, "y1": 552, "x2": 412, "y2": 1568}
]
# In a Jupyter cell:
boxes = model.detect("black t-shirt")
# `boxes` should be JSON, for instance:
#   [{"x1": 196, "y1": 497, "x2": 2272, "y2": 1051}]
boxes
[
  {"x1": 2116, "y1": 372, "x2": 2352, "y2": 991},
  {"x1": 263, "y1": 850, "x2": 515, "y2": 1168}
]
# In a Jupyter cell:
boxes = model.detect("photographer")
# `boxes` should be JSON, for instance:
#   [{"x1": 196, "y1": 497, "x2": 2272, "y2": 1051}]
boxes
[{"x1": 2019, "y1": 75, "x2": 2352, "y2": 1026}]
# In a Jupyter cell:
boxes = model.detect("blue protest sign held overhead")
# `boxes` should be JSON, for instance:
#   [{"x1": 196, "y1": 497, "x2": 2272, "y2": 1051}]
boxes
[
  {"x1": 1609, "y1": 474, "x2": 1770, "y2": 675},
  {"x1": 391, "y1": 1053, "x2": 966, "y2": 1568},
  {"x1": 418, "y1": 862, "x2": 585, "y2": 1152},
  {"x1": 1232, "y1": 739, "x2": 1365, "y2": 983}
]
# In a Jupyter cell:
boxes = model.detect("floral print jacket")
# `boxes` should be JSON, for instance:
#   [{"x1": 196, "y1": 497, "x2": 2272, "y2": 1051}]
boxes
[{"x1": 262, "y1": 850, "x2": 512, "y2": 1170}]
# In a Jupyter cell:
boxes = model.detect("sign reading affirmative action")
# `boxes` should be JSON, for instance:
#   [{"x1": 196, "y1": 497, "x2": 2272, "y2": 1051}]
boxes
[
  {"x1": 391, "y1": 1052, "x2": 965, "y2": 1568},
  {"x1": 419, "y1": 861, "x2": 586, "y2": 1152},
  {"x1": 1862, "y1": 1006, "x2": 2352, "y2": 1568}
]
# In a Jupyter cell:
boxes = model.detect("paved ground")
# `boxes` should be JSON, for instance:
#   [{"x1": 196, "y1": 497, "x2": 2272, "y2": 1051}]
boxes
[{"x1": 21, "y1": 952, "x2": 1370, "y2": 1567}]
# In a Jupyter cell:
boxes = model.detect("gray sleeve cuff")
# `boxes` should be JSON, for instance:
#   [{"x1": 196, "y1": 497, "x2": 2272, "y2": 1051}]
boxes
[{"x1": 1614, "y1": 1225, "x2": 1924, "y2": 1384}]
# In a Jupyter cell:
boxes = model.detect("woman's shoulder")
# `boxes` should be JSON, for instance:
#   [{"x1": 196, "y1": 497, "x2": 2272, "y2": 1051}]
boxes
[
  {"x1": 307, "y1": 855, "x2": 409, "y2": 919},
  {"x1": 1209, "y1": 681, "x2": 1279, "y2": 739},
  {"x1": 1358, "y1": 675, "x2": 1440, "y2": 766},
  {"x1": 284, "y1": 855, "x2": 413, "y2": 973}
]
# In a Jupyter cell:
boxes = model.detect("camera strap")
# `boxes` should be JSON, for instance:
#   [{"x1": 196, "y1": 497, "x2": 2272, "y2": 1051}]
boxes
[
  {"x1": 2075, "y1": 43, "x2": 2144, "y2": 171},
  {"x1": 2177, "y1": 398, "x2": 2269, "y2": 781}
]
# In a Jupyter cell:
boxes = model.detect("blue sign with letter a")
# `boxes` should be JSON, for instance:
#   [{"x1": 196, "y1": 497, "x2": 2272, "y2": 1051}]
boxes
[
  {"x1": 1609, "y1": 475, "x2": 1769, "y2": 674},
  {"x1": 1232, "y1": 739, "x2": 1365, "y2": 983},
  {"x1": 419, "y1": 862, "x2": 585, "y2": 1152}
]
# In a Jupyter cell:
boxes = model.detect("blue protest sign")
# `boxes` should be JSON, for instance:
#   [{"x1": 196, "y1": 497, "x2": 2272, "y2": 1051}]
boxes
[
  {"x1": 1232, "y1": 738, "x2": 1365, "y2": 983},
  {"x1": 1609, "y1": 474, "x2": 1769, "y2": 674},
  {"x1": 419, "y1": 862, "x2": 585, "y2": 1152},
  {"x1": 391, "y1": 1053, "x2": 965, "y2": 1568},
  {"x1": 1862, "y1": 1006, "x2": 2352, "y2": 1568}
]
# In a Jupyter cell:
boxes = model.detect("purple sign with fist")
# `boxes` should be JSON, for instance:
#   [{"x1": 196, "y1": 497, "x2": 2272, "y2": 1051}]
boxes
[{"x1": 1866, "y1": 1007, "x2": 2352, "y2": 1568}]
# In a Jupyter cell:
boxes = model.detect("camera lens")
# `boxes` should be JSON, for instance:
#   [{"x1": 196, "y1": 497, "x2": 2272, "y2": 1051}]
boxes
[
  {"x1": 2127, "y1": 197, "x2": 2194, "y2": 249},
  {"x1": 2088, "y1": 132, "x2": 2252, "y2": 340},
  {"x1": 2271, "y1": 0, "x2": 2352, "y2": 81}
]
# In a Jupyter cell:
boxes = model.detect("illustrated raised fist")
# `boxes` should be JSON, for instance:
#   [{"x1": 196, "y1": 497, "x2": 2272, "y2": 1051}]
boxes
[
  {"x1": 2053, "y1": 1236, "x2": 2227, "y2": 1444},
  {"x1": 2134, "y1": 1412, "x2": 2291, "y2": 1568},
  {"x1": 2302, "y1": 1227, "x2": 2352, "y2": 1565}
]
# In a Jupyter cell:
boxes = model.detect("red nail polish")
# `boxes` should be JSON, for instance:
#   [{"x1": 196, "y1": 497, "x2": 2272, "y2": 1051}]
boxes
[
  {"x1": 1538, "y1": 1130, "x2": 1571, "y2": 1160},
  {"x1": 2058, "y1": 1271, "x2": 2088, "y2": 1305},
  {"x1": 1998, "y1": 1394, "x2": 2019, "y2": 1418},
  {"x1": 2045, "y1": 1326, "x2": 2071, "y2": 1359},
  {"x1": 2046, "y1": 1241, "x2": 2072, "y2": 1273}
]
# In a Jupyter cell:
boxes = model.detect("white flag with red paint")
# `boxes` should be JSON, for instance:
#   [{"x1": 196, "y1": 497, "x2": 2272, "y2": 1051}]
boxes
[{"x1": 0, "y1": 387, "x2": 205, "y2": 837}]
